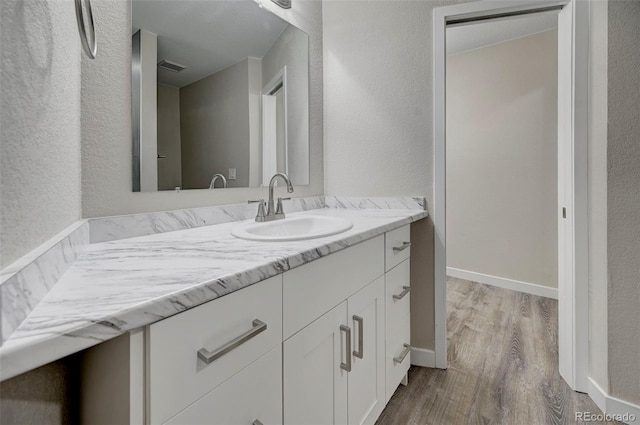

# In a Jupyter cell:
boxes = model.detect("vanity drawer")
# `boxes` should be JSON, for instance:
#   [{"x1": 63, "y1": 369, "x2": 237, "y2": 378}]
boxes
[
  {"x1": 385, "y1": 313, "x2": 411, "y2": 403},
  {"x1": 385, "y1": 225, "x2": 411, "y2": 271},
  {"x1": 147, "y1": 275, "x2": 282, "y2": 425},
  {"x1": 385, "y1": 259, "x2": 410, "y2": 333},
  {"x1": 164, "y1": 345, "x2": 282, "y2": 425},
  {"x1": 283, "y1": 235, "x2": 384, "y2": 339}
]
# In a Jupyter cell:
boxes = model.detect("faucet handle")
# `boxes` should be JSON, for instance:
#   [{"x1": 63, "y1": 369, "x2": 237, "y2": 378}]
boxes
[
  {"x1": 248, "y1": 199, "x2": 264, "y2": 204},
  {"x1": 275, "y1": 197, "x2": 290, "y2": 215},
  {"x1": 249, "y1": 199, "x2": 266, "y2": 222}
]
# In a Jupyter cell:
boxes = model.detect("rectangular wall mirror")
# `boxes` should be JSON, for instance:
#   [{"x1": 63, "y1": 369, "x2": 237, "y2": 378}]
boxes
[{"x1": 131, "y1": 0, "x2": 310, "y2": 192}]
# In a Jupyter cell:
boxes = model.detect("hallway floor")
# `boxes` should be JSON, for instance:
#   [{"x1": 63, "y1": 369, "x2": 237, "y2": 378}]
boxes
[{"x1": 376, "y1": 277, "x2": 618, "y2": 425}]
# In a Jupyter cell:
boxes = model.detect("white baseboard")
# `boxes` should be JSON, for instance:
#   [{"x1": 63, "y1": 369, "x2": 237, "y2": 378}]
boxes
[
  {"x1": 588, "y1": 377, "x2": 640, "y2": 424},
  {"x1": 447, "y1": 267, "x2": 558, "y2": 300},
  {"x1": 410, "y1": 347, "x2": 436, "y2": 368}
]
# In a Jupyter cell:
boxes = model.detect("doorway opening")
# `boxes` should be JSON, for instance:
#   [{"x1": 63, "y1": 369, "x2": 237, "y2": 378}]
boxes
[{"x1": 433, "y1": 0, "x2": 590, "y2": 395}]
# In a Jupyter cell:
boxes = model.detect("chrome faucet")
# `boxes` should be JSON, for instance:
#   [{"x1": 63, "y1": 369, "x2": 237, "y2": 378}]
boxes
[
  {"x1": 267, "y1": 173, "x2": 294, "y2": 219},
  {"x1": 209, "y1": 173, "x2": 227, "y2": 189},
  {"x1": 249, "y1": 173, "x2": 294, "y2": 222}
]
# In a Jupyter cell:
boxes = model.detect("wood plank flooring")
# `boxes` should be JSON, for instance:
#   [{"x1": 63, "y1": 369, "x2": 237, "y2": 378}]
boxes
[{"x1": 376, "y1": 277, "x2": 618, "y2": 425}]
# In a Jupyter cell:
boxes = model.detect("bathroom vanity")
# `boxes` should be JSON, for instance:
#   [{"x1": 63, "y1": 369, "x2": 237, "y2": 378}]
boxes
[
  {"x1": 85, "y1": 222, "x2": 413, "y2": 425},
  {"x1": 1, "y1": 197, "x2": 427, "y2": 425}
]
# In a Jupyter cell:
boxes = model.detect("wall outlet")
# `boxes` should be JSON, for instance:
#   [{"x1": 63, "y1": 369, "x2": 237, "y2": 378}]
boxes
[{"x1": 228, "y1": 168, "x2": 236, "y2": 180}]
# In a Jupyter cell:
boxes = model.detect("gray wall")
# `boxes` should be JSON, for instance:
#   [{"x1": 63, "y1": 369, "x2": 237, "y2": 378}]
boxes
[
  {"x1": 446, "y1": 30, "x2": 558, "y2": 289},
  {"x1": 180, "y1": 59, "x2": 251, "y2": 189},
  {"x1": 81, "y1": 0, "x2": 323, "y2": 218},
  {"x1": 156, "y1": 84, "x2": 182, "y2": 191},
  {"x1": 0, "y1": 0, "x2": 81, "y2": 268},
  {"x1": 262, "y1": 25, "x2": 310, "y2": 185},
  {"x1": 0, "y1": 359, "x2": 79, "y2": 425},
  {"x1": 607, "y1": 0, "x2": 640, "y2": 406}
]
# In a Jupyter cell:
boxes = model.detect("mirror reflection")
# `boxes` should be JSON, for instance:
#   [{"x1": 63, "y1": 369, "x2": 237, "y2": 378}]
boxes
[{"x1": 131, "y1": 0, "x2": 310, "y2": 192}]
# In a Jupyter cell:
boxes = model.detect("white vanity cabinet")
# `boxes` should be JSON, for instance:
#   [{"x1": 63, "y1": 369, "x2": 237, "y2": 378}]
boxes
[{"x1": 80, "y1": 225, "x2": 413, "y2": 425}]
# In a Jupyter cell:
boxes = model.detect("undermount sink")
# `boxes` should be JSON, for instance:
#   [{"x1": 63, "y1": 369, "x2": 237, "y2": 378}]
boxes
[{"x1": 231, "y1": 215, "x2": 353, "y2": 242}]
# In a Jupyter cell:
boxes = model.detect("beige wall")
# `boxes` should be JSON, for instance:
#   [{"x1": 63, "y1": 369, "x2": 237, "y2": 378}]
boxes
[
  {"x1": 139, "y1": 30, "x2": 158, "y2": 192},
  {"x1": 446, "y1": 30, "x2": 558, "y2": 289},
  {"x1": 262, "y1": 25, "x2": 310, "y2": 185},
  {"x1": 157, "y1": 84, "x2": 182, "y2": 191},
  {"x1": 180, "y1": 59, "x2": 251, "y2": 189},
  {"x1": 607, "y1": 0, "x2": 640, "y2": 406},
  {"x1": 0, "y1": 0, "x2": 81, "y2": 268},
  {"x1": 81, "y1": 0, "x2": 323, "y2": 218}
]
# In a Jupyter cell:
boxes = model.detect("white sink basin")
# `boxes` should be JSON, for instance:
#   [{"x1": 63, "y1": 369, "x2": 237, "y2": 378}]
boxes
[{"x1": 232, "y1": 215, "x2": 353, "y2": 242}]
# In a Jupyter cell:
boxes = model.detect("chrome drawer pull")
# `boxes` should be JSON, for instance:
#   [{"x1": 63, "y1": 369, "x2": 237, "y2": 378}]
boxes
[
  {"x1": 393, "y1": 343, "x2": 411, "y2": 364},
  {"x1": 340, "y1": 325, "x2": 352, "y2": 372},
  {"x1": 252, "y1": 421, "x2": 263, "y2": 425},
  {"x1": 197, "y1": 319, "x2": 267, "y2": 364},
  {"x1": 393, "y1": 286, "x2": 411, "y2": 300},
  {"x1": 392, "y1": 241, "x2": 411, "y2": 252},
  {"x1": 353, "y1": 315, "x2": 364, "y2": 359}
]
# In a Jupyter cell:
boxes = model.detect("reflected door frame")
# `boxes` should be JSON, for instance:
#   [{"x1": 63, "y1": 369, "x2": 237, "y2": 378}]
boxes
[{"x1": 261, "y1": 66, "x2": 288, "y2": 186}]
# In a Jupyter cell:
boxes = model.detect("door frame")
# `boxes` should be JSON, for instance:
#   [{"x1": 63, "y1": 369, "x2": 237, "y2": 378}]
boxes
[{"x1": 432, "y1": 0, "x2": 589, "y2": 392}]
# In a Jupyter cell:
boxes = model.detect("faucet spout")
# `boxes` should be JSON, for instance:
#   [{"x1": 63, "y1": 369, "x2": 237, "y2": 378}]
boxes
[{"x1": 209, "y1": 173, "x2": 227, "y2": 189}]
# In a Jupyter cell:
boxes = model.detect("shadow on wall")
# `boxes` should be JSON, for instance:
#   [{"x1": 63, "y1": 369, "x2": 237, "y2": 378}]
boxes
[
  {"x1": 1, "y1": 0, "x2": 53, "y2": 122},
  {"x1": 0, "y1": 358, "x2": 80, "y2": 425}
]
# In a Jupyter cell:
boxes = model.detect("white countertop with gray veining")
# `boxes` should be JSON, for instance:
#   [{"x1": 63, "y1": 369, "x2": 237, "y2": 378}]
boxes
[{"x1": 0, "y1": 206, "x2": 427, "y2": 380}]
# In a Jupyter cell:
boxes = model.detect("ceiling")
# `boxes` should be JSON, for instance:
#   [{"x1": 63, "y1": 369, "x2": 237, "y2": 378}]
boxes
[
  {"x1": 132, "y1": 0, "x2": 290, "y2": 87},
  {"x1": 446, "y1": 11, "x2": 559, "y2": 56}
]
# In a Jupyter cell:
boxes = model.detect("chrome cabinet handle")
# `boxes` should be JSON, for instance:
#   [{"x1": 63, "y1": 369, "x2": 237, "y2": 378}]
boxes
[
  {"x1": 393, "y1": 286, "x2": 411, "y2": 300},
  {"x1": 75, "y1": 0, "x2": 97, "y2": 59},
  {"x1": 252, "y1": 421, "x2": 263, "y2": 425},
  {"x1": 353, "y1": 315, "x2": 364, "y2": 359},
  {"x1": 393, "y1": 343, "x2": 411, "y2": 364},
  {"x1": 340, "y1": 325, "x2": 352, "y2": 372},
  {"x1": 392, "y1": 241, "x2": 411, "y2": 253},
  {"x1": 197, "y1": 319, "x2": 266, "y2": 364}
]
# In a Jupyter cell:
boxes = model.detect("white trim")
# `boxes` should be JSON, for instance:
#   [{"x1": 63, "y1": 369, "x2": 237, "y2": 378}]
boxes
[
  {"x1": 433, "y1": 0, "x2": 589, "y2": 391},
  {"x1": 410, "y1": 348, "x2": 436, "y2": 368},
  {"x1": 588, "y1": 378, "x2": 640, "y2": 424},
  {"x1": 447, "y1": 268, "x2": 558, "y2": 300}
]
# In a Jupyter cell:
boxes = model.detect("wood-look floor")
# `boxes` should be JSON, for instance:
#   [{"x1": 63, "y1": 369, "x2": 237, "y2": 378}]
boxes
[{"x1": 376, "y1": 277, "x2": 619, "y2": 425}]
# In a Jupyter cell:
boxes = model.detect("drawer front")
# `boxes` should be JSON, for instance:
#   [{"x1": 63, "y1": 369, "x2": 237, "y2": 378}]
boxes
[
  {"x1": 283, "y1": 235, "x2": 384, "y2": 339},
  {"x1": 385, "y1": 225, "x2": 411, "y2": 271},
  {"x1": 164, "y1": 345, "x2": 282, "y2": 425},
  {"x1": 385, "y1": 259, "x2": 410, "y2": 333},
  {"x1": 148, "y1": 276, "x2": 282, "y2": 425},
  {"x1": 385, "y1": 314, "x2": 411, "y2": 403}
]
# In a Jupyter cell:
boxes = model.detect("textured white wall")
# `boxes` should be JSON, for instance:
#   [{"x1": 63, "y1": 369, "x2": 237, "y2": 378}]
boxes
[
  {"x1": 81, "y1": 0, "x2": 323, "y2": 218},
  {"x1": 607, "y1": 0, "x2": 640, "y2": 406},
  {"x1": 446, "y1": 30, "x2": 558, "y2": 289},
  {"x1": 0, "y1": 0, "x2": 81, "y2": 268},
  {"x1": 323, "y1": 0, "x2": 472, "y2": 209}
]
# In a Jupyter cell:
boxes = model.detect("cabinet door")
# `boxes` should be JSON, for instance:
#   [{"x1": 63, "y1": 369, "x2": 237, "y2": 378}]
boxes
[
  {"x1": 284, "y1": 302, "x2": 348, "y2": 425},
  {"x1": 347, "y1": 277, "x2": 386, "y2": 425},
  {"x1": 164, "y1": 346, "x2": 282, "y2": 425}
]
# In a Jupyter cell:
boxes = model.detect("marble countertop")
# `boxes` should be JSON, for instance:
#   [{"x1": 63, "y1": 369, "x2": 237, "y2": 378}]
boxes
[{"x1": 0, "y1": 207, "x2": 427, "y2": 380}]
